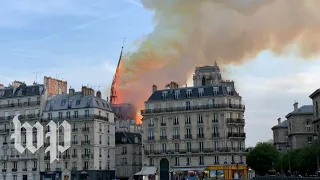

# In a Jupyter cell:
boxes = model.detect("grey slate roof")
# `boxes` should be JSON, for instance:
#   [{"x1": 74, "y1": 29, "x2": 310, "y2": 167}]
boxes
[
  {"x1": 0, "y1": 84, "x2": 44, "y2": 99},
  {"x1": 147, "y1": 85, "x2": 238, "y2": 101},
  {"x1": 115, "y1": 132, "x2": 141, "y2": 145},
  {"x1": 297, "y1": 105, "x2": 313, "y2": 113},
  {"x1": 272, "y1": 120, "x2": 288, "y2": 129},
  {"x1": 43, "y1": 94, "x2": 112, "y2": 112}
]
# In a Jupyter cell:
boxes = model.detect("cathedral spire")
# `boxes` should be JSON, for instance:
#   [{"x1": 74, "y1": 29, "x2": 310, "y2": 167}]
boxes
[
  {"x1": 110, "y1": 38, "x2": 125, "y2": 105},
  {"x1": 214, "y1": 60, "x2": 217, "y2": 66}
]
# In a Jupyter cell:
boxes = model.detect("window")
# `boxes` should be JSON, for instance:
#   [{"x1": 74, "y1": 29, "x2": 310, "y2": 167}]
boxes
[
  {"x1": 122, "y1": 147, "x2": 127, "y2": 154},
  {"x1": 66, "y1": 112, "x2": 70, "y2": 119},
  {"x1": 58, "y1": 112, "x2": 63, "y2": 119},
  {"x1": 186, "y1": 89, "x2": 192, "y2": 98},
  {"x1": 213, "y1": 87, "x2": 219, "y2": 95},
  {"x1": 198, "y1": 127, "x2": 204, "y2": 135},
  {"x1": 174, "y1": 143, "x2": 179, "y2": 151},
  {"x1": 174, "y1": 91, "x2": 180, "y2": 99},
  {"x1": 173, "y1": 129, "x2": 179, "y2": 136},
  {"x1": 186, "y1": 101, "x2": 191, "y2": 110},
  {"x1": 161, "y1": 117, "x2": 166, "y2": 125},
  {"x1": 162, "y1": 92, "x2": 167, "y2": 100},
  {"x1": 99, "y1": 123, "x2": 102, "y2": 131},
  {"x1": 173, "y1": 116, "x2": 179, "y2": 125},
  {"x1": 48, "y1": 113, "x2": 52, "y2": 120},
  {"x1": 213, "y1": 141, "x2": 219, "y2": 150},
  {"x1": 199, "y1": 156, "x2": 204, "y2": 165},
  {"x1": 186, "y1": 142, "x2": 191, "y2": 152},
  {"x1": 33, "y1": 161, "x2": 37, "y2": 168},
  {"x1": 149, "y1": 158, "x2": 154, "y2": 166},
  {"x1": 316, "y1": 101, "x2": 319, "y2": 117},
  {"x1": 149, "y1": 118, "x2": 154, "y2": 126},
  {"x1": 186, "y1": 128, "x2": 191, "y2": 135},
  {"x1": 306, "y1": 120, "x2": 311, "y2": 132},
  {"x1": 13, "y1": 162, "x2": 17, "y2": 169},
  {"x1": 161, "y1": 103, "x2": 166, "y2": 109},
  {"x1": 175, "y1": 157, "x2": 179, "y2": 165},
  {"x1": 227, "y1": 87, "x2": 232, "y2": 95},
  {"x1": 162, "y1": 143, "x2": 166, "y2": 153},
  {"x1": 198, "y1": 88, "x2": 204, "y2": 97},
  {"x1": 214, "y1": 156, "x2": 219, "y2": 164},
  {"x1": 74, "y1": 111, "x2": 78, "y2": 118},
  {"x1": 185, "y1": 116, "x2": 191, "y2": 124},
  {"x1": 99, "y1": 135, "x2": 102, "y2": 144},
  {"x1": 76, "y1": 100, "x2": 81, "y2": 105},
  {"x1": 187, "y1": 157, "x2": 191, "y2": 165},
  {"x1": 85, "y1": 110, "x2": 89, "y2": 117},
  {"x1": 161, "y1": 129, "x2": 166, "y2": 136},
  {"x1": 213, "y1": 113, "x2": 218, "y2": 122},
  {"x1": 199, "y1": 142, "x2": 204, "y2": 151},
  {"x1": 308, "y1": 137, "x2": 312, "y2": 143},
  {"x1": 198, "y1": 114, "x2": 203, "y2": 123},
  {"x1": 61, "y1": 100, "x2": 66, "y2": 106}
]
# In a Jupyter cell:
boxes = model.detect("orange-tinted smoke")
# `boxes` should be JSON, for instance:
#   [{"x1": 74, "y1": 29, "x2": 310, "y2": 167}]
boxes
[{"x1": 116, "y1": 0, "x2": 320, "y2": 123}]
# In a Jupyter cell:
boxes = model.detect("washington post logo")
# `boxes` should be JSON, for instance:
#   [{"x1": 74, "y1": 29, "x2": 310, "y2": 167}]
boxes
[{"x1": 10, "y1": 115, "x2": 71, "y2": 163}]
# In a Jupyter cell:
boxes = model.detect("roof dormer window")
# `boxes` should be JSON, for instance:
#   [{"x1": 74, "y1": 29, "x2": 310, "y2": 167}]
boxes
[
  {"x1": 213, "y1": 87, "x2": 219, "y2": 96},
  {"x1": 162, "y1": 92, "x2": 167, "y2": 100},
  {"x1": 227, "y1": 87, "x2": 232, "y2": 95},
  {"x1": 174, "y1": 90, "x2": 180, "y2": 99},
  {"x1": 186, "y1": 89, "x2": 192, "y2": 98},
  {"x1": 198, "y1": 88, "x2": 204, "y2": 97}
]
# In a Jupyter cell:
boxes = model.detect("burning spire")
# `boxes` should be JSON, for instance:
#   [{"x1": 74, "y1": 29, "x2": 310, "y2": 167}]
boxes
[{"x1": 110, "y1": 38, "x2": 125, "y2": 105}]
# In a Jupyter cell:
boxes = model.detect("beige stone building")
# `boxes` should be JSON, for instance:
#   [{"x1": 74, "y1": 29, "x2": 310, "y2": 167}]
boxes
[
  {"x1": 40, "y1": 86, "x2": 116, "y2": 180},
  {"x1": 115, "y1": 132, "x2": 142, "y2": 180},
  {"x1": 271, "y1": 118, "x2": 288, "y2": 152},
  {"x1": 0, "y1": 81, "x2": 45, "y2": 180},
  {"x1": 310, "y1": 89, "x2": 320, "y2": 139},
  {"x1": 285, "y1": 102, "x2": 314, "y2": 150},
  {"x1": 141, "y1": 63, "x2": 247, "y2": 180}
]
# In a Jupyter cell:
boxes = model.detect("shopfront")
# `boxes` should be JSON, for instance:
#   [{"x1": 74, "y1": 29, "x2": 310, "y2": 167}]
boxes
[
  {"x1": 206, "y1": 164, "x2": 247, "y2": 179},
  {"x1": 170, "y1": 167, "x2": 206, "y2": 180}
]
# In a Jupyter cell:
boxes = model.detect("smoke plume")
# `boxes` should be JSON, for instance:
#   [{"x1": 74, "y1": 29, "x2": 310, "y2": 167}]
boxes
[{"x1": 117, "y1": 0, "x2": 320, "y2": 123}]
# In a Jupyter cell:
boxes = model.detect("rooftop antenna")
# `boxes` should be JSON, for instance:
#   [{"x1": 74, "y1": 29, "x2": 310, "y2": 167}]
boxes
[
  {"x1": 33, "y1": 72, "x2": 40, "y2": 83},
  {"x1": 56, "y1": 74, "x2": 60, "y2": 79}
]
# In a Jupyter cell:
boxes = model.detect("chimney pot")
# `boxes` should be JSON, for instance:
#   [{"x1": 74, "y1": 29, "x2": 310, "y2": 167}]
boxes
[
  {"x1": 152, "y1": 84, "x2": 157, "y2": 93},
  {"x1": 96, "y1": 91, "x2": 102, "y2": 98},
  {"x1": 294, "y1": 102, "x2": 298, "y2": 111},
  {"x1": 277, "y1": 118, "x2": 281, "y2": 125},
  {"x1": 69, "y1": 87, "x2": 75, "y2": 96}
]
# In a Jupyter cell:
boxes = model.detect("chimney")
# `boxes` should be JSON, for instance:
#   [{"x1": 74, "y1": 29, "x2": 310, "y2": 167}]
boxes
[
  {"x1": 82, "y1": 86, "x2": 88, "y2": 96},
  {"x1": 69, "y1": 87, "x2": 75, "y2": 96},
  {"x1": 152, "y1": 84, "x2": 157, "y2": 93},
  {"x1": 96, "y1": 91, "x2": 101, "y2": 98},
  {"x1": 13, "y1": 80, "x2": 24, "y2": 87},
  {"x1": 294, "y1": 102, "x2": 298, "y2": 111},
  {"x1": 0, "y1": 84, "x2": 4, "y2": 89},
  {"x1": 277, "y1": 118, "x2": 281, "y2": 125}
]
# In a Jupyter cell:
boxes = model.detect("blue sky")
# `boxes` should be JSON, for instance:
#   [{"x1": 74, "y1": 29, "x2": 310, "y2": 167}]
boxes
[{"x1": 1, "y1": 0, "x2": 320, "y2": 146}]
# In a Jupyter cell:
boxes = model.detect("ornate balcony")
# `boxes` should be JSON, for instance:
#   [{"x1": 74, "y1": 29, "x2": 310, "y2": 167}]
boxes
[
  {"x1": 228, "y1": 132, "x2": 246, "y2": 138},
  {"x1": 226, "y1": 118, "x2": 245, "y2": 124},
  {"x1": 141, "y1": 103, "x2": 245, "y2": 115}
]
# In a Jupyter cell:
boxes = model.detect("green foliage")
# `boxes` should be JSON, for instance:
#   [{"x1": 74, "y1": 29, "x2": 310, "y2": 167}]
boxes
[
  {"x1": 249, "y1": 142, "x2": 320, "y2": 175},
  {"x1": 247, "y1": 142, "x2": 280, "y2": 175},
  {"x1": 277, "y1": 143, "x2": 320, "y2": 174}
]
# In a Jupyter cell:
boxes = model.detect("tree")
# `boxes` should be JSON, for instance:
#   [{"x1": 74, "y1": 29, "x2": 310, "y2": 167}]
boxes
[{"x1": 246, "y1": 142, "x2": 280, "y2": 175}]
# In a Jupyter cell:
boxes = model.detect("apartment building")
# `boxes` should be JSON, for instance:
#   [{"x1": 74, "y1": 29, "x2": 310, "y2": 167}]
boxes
[
  {"x1": 271, "y1": 118, "x2": 289, "y2": 152},
  {"x1": 0, "y1": 81, "x2": 45, "y2": 180},
  {"x1": 40, "y1": 86, "x2": 116, "y2": 180},
  {"x1": 285, "y1": 102, "x2": 314, "y2": 150},
  {"x1": 310, "y1": 89, "x2": 320, "y2": 139},
  {"x1": 115, "y1": 132, "x2": 142, "y2": 180},
  {"x1": 141, "y1": 63, "x2": 247, "y2": 180}
]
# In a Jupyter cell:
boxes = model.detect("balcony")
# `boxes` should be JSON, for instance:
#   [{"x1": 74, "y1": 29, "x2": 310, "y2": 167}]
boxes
[
  {"x1": 82, "y1": 127, "x2": 89, "y2": 132},
  {"x1": 172, "y1": 135, "x2": 180, "y2": 140},
  {"x1": 160, "y1": 136, "x2": 167, "y2": 140},
  {"x1": 144, "y1": 147, "x2": 245, "y2": 155},
  {"x1": 72, "y1": 128, "x2": 78, "y2": 132},
  {"x1": 81, "y1": 141, "x2": 90, "y2": 145},
  {"x1": 12, "y1": 168, "x2": 17, "y2": 172},
  {"x1": 63, "y1": 155, "x2": 70, "y2": 159},
  {"x1": 2, "y1": 169, "x2": 6, "y2": 172},
  {"x1": 141, "y1": 103, "x2": 245, "y2": 114},
  {"x1": 45, "y1": 168, "x2": 50, "y2": 171},
  {"x1": 148, "y1": 123, "x2": 154, "y2": 127},
  {"x1": 72, "y1": 154, "x2": 78, "y2": 158},
  {"x1": 226, "y1": 118, "x2": 245, "y2": 124},
  {"x1": 72, "y1": 141, "x2": 78, "y2": 145},
  {"x1": 0, "y1": 129, "x2": 9, "y2": 134},
  {"x1": 82, "y1": 154, "x2": 91, "y2": 159},
  {"x1": 23, "y1": 168, "x2": 27, "y2": 171},
  {"x1": 44, "y1": 156, "x2": 50, "y2": 160},
  {"x1": 185, "y1": 134, "x2": 192, "y2": 139},
  {"x1": 0, "y1": 101, "x2": 40, "y2": 109},
  {"x1": 161, "y1": 123, "x2": 166, "y2": 126},
  {"x1": 212, "y1": 133, "x2": 220, "y2": 138},
  {"x1": 228, "y1": 132, "x2": 246, "y2": 138},
  {"x1": 32, "y1": 167, "x2": 37, "y2": 171},
  {"x1": 197, "y1": 134, "x2": 204, "y2": 138}
]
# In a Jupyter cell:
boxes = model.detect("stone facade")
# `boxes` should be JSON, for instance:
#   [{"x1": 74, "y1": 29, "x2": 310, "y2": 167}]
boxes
[
  {"x1": 310, "y1": 89, "x2": 320, "y2": 140},
  {"x1": 271, "y1": 118, "x2": 288, "y2": 152},
  {"x1": 141, "y1": 63, "x2": 247, "y2": 180},
  {"x1": 285, "y1": 102, "x2": 314, "y2": 150},
  {"x1": 115, "y1": 132, "x2": 142, "y2": 180}
]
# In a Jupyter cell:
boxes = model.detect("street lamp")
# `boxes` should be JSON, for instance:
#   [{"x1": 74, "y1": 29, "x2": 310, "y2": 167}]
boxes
[
  {"x1": 286, "y1": 135, "x2": 291, "y2": 174},
  {"x1": 314, "y1": 133, "x2": 319, "y2": 173}
]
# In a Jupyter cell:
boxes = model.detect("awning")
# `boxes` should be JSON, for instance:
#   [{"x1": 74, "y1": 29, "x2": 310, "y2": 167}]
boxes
[
  {"x1": 171, "y1": 167, "x2": 206, "y2": 172},
  {"x1": 135, "y1": 166, "x2": 157, "y2": 176}
]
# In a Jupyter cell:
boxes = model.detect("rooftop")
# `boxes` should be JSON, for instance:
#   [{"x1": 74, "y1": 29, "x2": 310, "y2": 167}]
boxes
[
  {"x1": 115, "y1": 131, "x2": 141, "y2": 145},
  {"x1": 272, "y1": 120, "x2": 288, "y2": 130},
  {"x1": 0, "y1": 83, "x2": 44, "y2": 99},
  {"x1": 43, "y1": 94, "x2": 112, "y2": 112}
]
